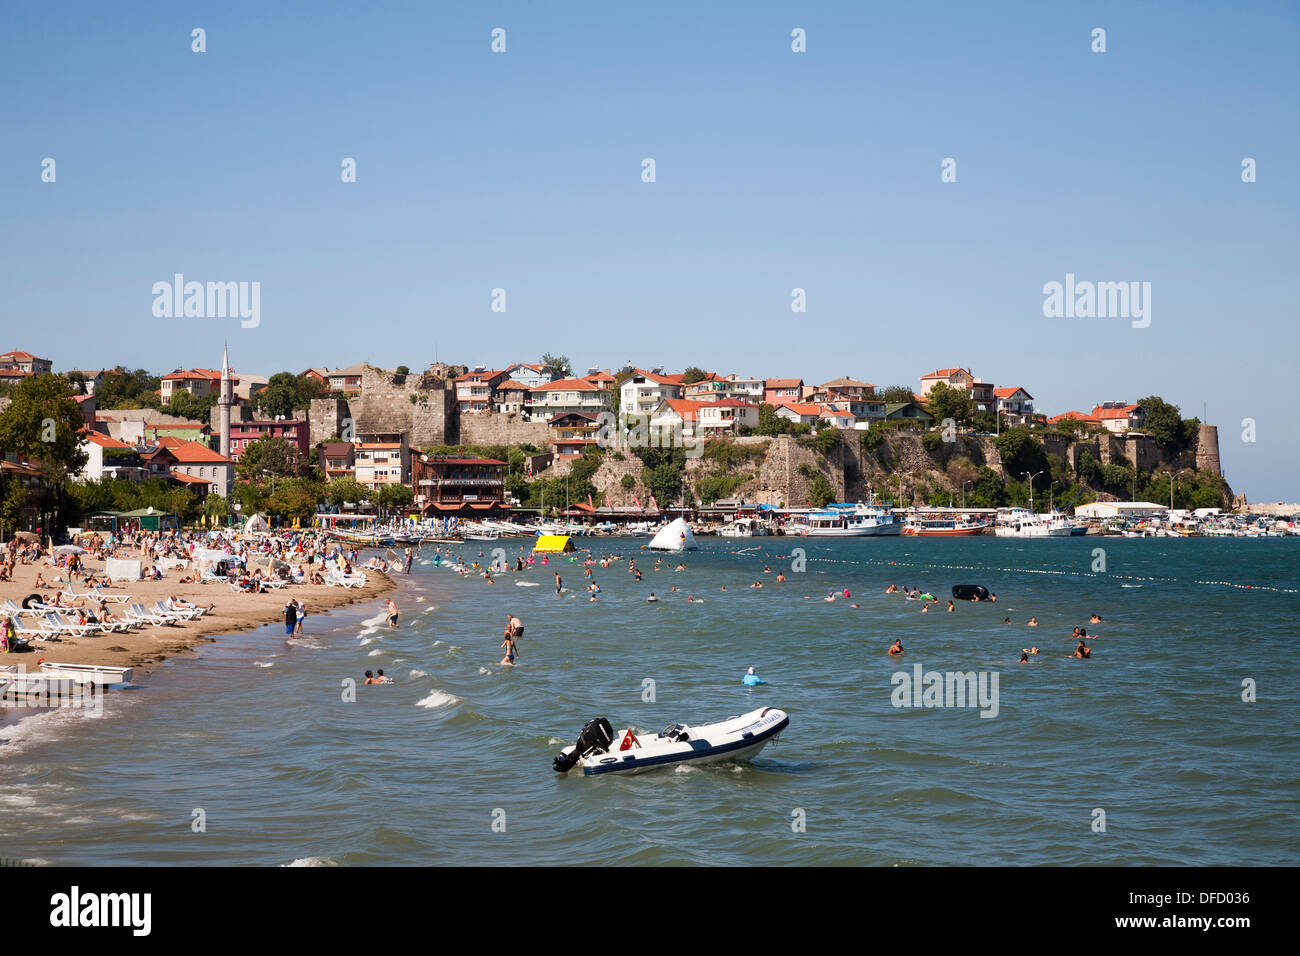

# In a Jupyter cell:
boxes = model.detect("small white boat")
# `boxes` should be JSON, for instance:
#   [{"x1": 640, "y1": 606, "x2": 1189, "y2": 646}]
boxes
[
  {"x1": 38, "y1": 661, "x2": 133, "y2": 686},
  {"x1": 553, "y1": 707, "x2": 789, "y2": 776}
]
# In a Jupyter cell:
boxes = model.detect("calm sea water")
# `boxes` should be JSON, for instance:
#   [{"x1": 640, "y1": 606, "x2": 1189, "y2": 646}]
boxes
[{"x1": 2, "y1": 536, "x2": 1297, "y2": 866}]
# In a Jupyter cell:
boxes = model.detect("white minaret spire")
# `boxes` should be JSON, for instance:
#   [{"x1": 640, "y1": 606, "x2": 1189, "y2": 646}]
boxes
[{"x1": 218, "y1": 342, "x2": 232, "y2": 461}]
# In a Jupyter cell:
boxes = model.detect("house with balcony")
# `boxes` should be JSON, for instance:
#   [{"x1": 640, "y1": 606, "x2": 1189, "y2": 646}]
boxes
[
  {"x1": 763, "y1": 378, "x2": 804, "y2": 406},
  {"x1": 227, "y1": 419, "x2": 310, "y2": 463},
  {"x1": 969, "y1": 380, "x2": 996, "y2": 411},
  {"x1": 160, "y1": 368, "x2": 232, "y2": 404},
  {"x1": 683, "y1": 373, "x2": 765, "y2": 404},
  {"x1": 354, "y1": 442, "x2": 410, "y2": 490},
  {"x1": 141, "y1": 439, "x2": 234, "y2": 496},
  {"x1": 325, "y1": 363, "x2": 366, "y2": 396},
  {"x1": 549, "y1": 413, "x2": 602, "y2": 458},
  {"x1": 1089, "y1": 402, "x2": 1147, "y2": 434},
  {"x1": 619, "y1": 369, "x2": 685, "y2": 423},
  {"x1": 772, "y1": 402, "x2": 823, "y2": 426},
  {"x1": 78, "y1": 431, "x2": 144, "y2": 482},
  {"x1": 455, "y1": 367, "x2": 509, "y2": 414},
  {"x1": 529, "y1": 377, "x2": 611, "y2": 421},
  {"x1": 993, "y1": 387, "x2": 1035, "y2": 422},
  {"x1": 493, "y1": 380, "x2": 530, "y2": 415},
  {"x1": 696, "y1": 399, "x2": 760, "y2": 435},
  {"x1": 411, "y1": 455, "x2": 506, "y2": 515},
  {"x1": 500, "y1": 363, "x2": 558, "y2": 390},
  {"x1": 0, "y1": 350, "x2": 53, "y2": 376},
  {"x1": 318, "y1": 441, "x2": 356, "y2": 481},
  {"x1": 919, "y1": 367, "x2": 975, "y2": 396},
  {"x1": 649, "y1": 399, "x2": 702, "y2": 442}
]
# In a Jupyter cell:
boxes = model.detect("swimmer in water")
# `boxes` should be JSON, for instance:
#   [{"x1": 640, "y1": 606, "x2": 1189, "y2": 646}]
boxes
[
  {"x1": 720, "y1": 585, "x2": 726, "y2": 592},
  {"x1": 1003, "y1": 617, "x2": 1013, "y2": 625},
  {"x1": 500, "y1": 633, "x2": 519, "y2": 665},
  {"x1": 1023, "y1": 647, "x2": 1040, "y2": 655},
  {"x1": 1018, "y1": 652, "x2": 1029, "y2": 663},
  {"x1": 920, "y1": 603, "x2": 929, "y2": 613},
  {"x1": 946, "y1": 600, "x2": 955, "y2": 613},
  {"x1": 776, "y1": 572, "x2": 786, "y2": 582},
  {"x1": 364, "y1": 669, "x2": 383, "y2": 685},
  {"x1": 386, "y1": 599, "x2": 399, "y2": 628},
  {"x1": 1089, "y1": 613, "x2": 1102, "y2": 624},
  {"x1": 1072, "y1": 641, "x2": 1091, "y2": 659},
  {"x1": 1027, "y1": 617, "x2": 1038, "y2": 627},
  {"x1": 647, "y1": 593, "x2": 658, "y2": 602},
  {"x1": 888, "y1": 639, "x2": 904, "y2": 656}
]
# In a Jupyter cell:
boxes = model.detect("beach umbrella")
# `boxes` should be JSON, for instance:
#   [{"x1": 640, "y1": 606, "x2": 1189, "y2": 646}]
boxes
[{"x1": 54, "y1": 545, "x2": 87, "y2": 554}]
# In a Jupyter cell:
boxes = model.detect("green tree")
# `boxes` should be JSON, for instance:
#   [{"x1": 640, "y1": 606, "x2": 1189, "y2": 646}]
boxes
[
  {"x1": 95, "y1": 368, "x2": 162, "y2": 409},
  {"x1": 994, "y1": 428, "x2": 1049, "y2": 479},
  {"x1": 236, "y1": 436, "x2": 302, "y2": 482},
  {"x1": 164, "y1": 388, "x2": 217, "y2": 422},
  {"x1": 876, "y1": 384, "x2": 916, "y2": 404},
  {"x1": 326, "y1": 477, "x2": 369, "y2": 509},
  {"x1": 1135, "y1": 396, "x2": 1187, "y2": 451},
  {"x1": 680, "y1": 367, "x2": 710, "y2": 385},
  {"x1": 541, "y1": 354, "x2": 572, "y2": 379},
  {"x1": 808, "y1": 472, "x2": 835, "y2": 508},
  {"x1": 926, "y1": 382, "x2": 976, "y2": 426},
  {"x1": 0, "y1": 374, "x2": 90, "y2": 534}
]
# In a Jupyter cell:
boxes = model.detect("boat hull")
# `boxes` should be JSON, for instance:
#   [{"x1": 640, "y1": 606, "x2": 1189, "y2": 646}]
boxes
[{"x1": 578, "y1": 708, "x2": 789, "y2": 776}]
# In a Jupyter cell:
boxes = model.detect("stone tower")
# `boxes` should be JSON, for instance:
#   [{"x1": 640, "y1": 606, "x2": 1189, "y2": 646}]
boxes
[
  {"x1": 1194, "y1": 423, "x2": 1221, "y2": 475},
  {"x1": 218, "y1": 344, "x2": 233, "y2": 458}
]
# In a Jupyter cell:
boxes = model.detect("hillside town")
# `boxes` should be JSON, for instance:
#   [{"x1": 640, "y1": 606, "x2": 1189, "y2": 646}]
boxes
[{"x1": 0, "y1": 346, "x2": 1290, "y2": 538}]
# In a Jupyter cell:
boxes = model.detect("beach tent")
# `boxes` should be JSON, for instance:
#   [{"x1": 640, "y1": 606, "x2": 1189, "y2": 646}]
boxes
[
  {"x1": 533, "y1": 535, "x2": 575, "y2": 553},
  {"x1": 647, "y1": 517, "x2": 698, "y2": 551},
  {"x1": 243, "y1": 513, "x2": 270, "y2": 534}
]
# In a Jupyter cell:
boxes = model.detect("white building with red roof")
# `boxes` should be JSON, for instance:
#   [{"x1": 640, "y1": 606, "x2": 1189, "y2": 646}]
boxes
[
  {"x1": 530, "y1": 377, "x2": 611, "y2": 421},
  {"x1": 763, "y1": 378, "x2": 804, "y2": 406},
  {"x1": 620, "y1": 369, "x2": 686, "y2": 421},
  {"x1": 0, "y1": 350, "x2": 52, "y2": 376},
  {"x1": 1089, "y1": 402, "x2": 1147, "y2": 434},
  {"x1": 993, "y1": 386, "x2": 1035, "y2": 418},
  {"x1": 160, "y1": 367, "x2": 235, "y2": 404}
]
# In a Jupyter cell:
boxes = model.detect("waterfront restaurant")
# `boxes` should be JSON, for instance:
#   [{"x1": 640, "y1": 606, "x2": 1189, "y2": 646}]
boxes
[{"x1": 412, "y1": 454, "x2": 507, "y2": 516}]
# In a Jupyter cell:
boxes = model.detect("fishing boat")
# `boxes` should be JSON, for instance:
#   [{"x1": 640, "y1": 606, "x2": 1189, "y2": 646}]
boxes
[
  {"x1": 718, "y1": 517, "x2": 770, "y2": 537},
  {"x1": 902, "y1": 511, "x2": 990, "y2": 536},
  {"x1": 994, "y1": 508, "x2": 1082, "y2": 537},
  {"x1": 552, "y1": 707, "x2": 789, "y2": 776}
]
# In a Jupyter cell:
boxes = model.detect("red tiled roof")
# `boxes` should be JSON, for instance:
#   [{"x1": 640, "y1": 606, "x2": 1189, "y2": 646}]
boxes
[
  {"x1": 765, "y1": 378, "x2": 802, "y2": 389},
  {"x1": 660, "y1": 399, "x2": 703, "y2": 420},
  {"x1": 168, "y1": 471, "x2": 213, "y2": 485},
  {"x1": 0, "y1": 350, "x2": 47, "y2": 362},
  {"x1": 994, "y1": 387, "x2": 1033, "y2": 399},
  {"x1": 922, "y1": 367, "x2": 970, "y2": 379},
  {"x1": 164, "y1": 440, "x2": 231, "y2": 464},
  {"x1": 162, "y1": 368, "x2": 224, "y2": 381},
  {"x1": 532, "y1": 378, "x2": 602, "y2": 391},
  {"x1": 1048, "y1": 411, "x2": 1101, "y2": 424},
  {"x1": 1090, "y1": 404, "x2": 1140, "y2": 420},
  {"x1": 82, "y1": 431, "x2": 134, "y2": 449},
  {"x1": 495, "y1": 379, "x2": 530, "y2": 391},
  {"x1": 775, "y1": 402, "x2": 823, "y2": 416}
]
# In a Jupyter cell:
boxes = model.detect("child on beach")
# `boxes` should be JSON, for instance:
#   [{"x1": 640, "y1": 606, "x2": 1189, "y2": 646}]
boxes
[{"x1": 500, "y1": 633, "x2": 518, "y2": 666}]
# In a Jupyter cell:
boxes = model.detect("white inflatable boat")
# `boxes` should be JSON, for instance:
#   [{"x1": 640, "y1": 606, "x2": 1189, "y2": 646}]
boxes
[{"x1": 553, "y1": 707, "x2": 789, "y2": 776}]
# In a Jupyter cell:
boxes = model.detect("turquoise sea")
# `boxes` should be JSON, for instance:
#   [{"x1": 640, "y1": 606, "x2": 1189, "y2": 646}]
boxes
[{"x1": 1, "y1": 536, "x2": 1296, "y2": 866}]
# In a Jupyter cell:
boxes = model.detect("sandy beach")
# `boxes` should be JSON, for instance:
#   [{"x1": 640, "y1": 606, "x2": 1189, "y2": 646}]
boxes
[{"x1": 0, "y1": 551, "x2": 397, "y2": 676}]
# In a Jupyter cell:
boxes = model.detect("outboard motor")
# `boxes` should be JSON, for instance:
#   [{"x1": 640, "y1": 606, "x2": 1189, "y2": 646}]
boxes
[{"x1": 552, "y1": 717, "x2": 615, "y2": 773}]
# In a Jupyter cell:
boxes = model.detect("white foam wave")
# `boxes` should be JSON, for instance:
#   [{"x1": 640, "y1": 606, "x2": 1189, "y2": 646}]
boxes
[
  {"x1": 367, "y1": 648, "x2": 384, "y2": 657},
  {"x1": 254, "y1": 661, "x2": 274, "y2": 668},
  {"x1": 409, "y1": 669, "x2": 428, "y2": 678},
  {"x1": 283, "y1": 856, "x2": 339, "y2": 867},
  {"x1": 515, "y1": 581, "x2": 540, "y2": 587},
  {"x1": 415, "y1": 689, "x2": 461, "y2": 709}
]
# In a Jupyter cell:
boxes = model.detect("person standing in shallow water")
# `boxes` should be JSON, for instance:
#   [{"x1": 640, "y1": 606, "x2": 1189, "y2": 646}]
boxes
[{"x1": 404, "y1": 548, "x2": 413, "y2": 574}]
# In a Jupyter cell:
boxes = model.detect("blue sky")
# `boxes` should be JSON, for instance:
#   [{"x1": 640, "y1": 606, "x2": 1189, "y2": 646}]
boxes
[{"x1": 2, "y1": 2, "x2": 1297, "y2": 499}]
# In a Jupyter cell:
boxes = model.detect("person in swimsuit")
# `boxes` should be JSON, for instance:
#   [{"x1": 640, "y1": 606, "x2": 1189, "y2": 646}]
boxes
[
  {"x1": 500, "y1": 633, "x2": 518, "y2": 665},
  {"x1": 1072, "y1": 641, "x2": 1091, "y2": 659},
  {"x1": 386, "y1": 599, "x2": 399, "y2": 628},
  {"x1": 889, "y1": 639, "x2": 904, "y2": 656},
  {"x1": 364, "y1": 669, "x2": 381, "y2": 684},
  {"x1": 1027, "y1": 617, "x2": 1038, "y2": 626},
  {"x1": 1018, "y1": 652, "x2": 1029, "y2": 663}
]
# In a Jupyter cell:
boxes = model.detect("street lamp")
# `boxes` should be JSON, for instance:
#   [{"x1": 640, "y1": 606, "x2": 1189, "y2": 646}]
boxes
[{"x1": 1022, "y1": 470, "x2": 1045, "y2": 512}]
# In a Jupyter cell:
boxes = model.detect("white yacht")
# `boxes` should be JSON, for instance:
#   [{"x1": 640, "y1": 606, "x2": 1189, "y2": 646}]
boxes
[{"x1": 994, "y1": 508, "x2": 1083, "y2": 537}]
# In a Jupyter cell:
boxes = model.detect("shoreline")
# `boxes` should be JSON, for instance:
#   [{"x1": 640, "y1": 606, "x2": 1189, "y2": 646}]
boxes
[{"x1": 1, "y1": 554, "x2": 398, "y2": 680}]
